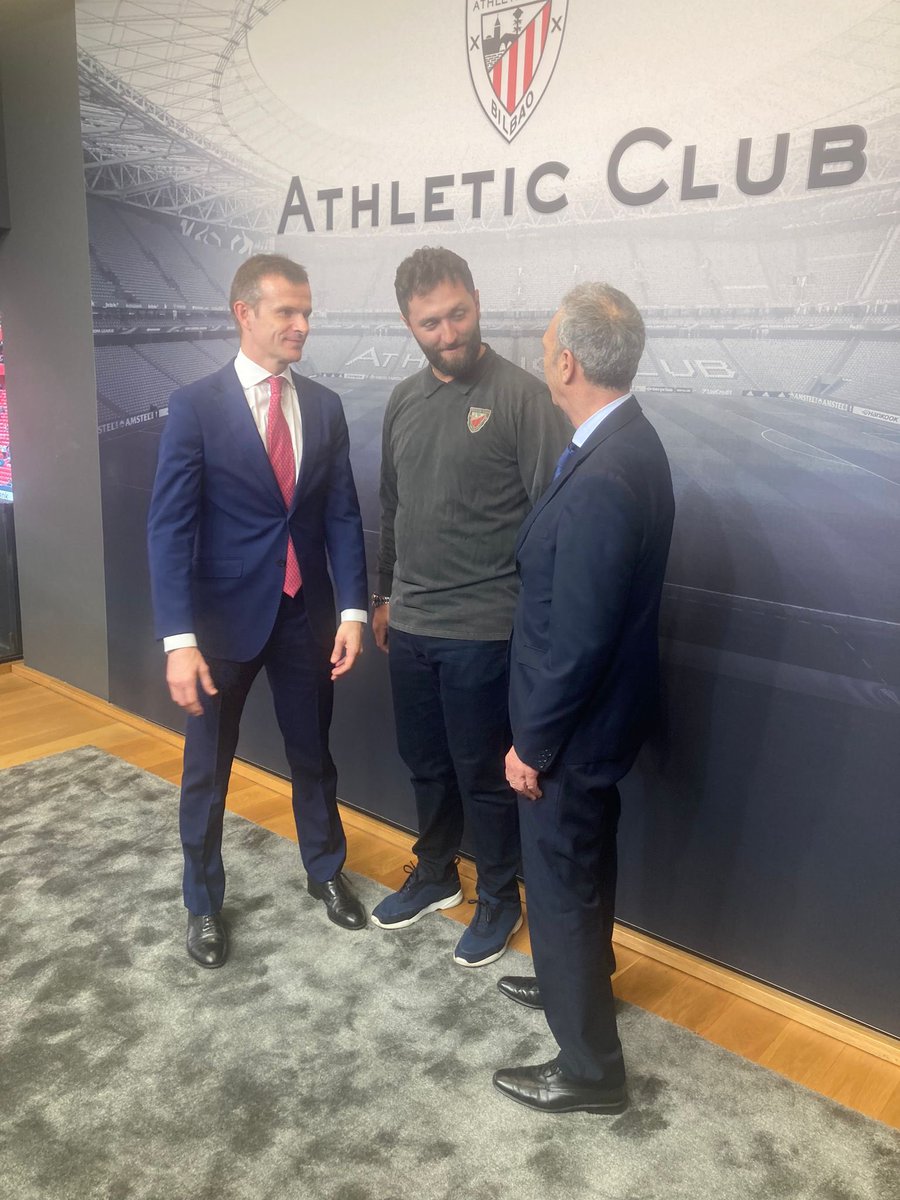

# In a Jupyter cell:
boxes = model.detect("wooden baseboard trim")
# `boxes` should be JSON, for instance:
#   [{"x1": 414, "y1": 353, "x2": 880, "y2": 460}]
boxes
[
  {"x1": 611, "y1": 926, "x2": 900, "y2": 1066},
  {"x1": 10, "y1": 663, "x2": 425, "y2": 851},
  {"x1": 12, "y1": 661, "x2": 899, "y2": 1067},
  {"x1": 12, "y1": 663, "x2": 186, "y2": 747}
]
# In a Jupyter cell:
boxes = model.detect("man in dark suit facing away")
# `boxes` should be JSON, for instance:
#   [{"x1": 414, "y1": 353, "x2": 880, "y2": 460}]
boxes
[
  {"x1": 493, "y1": 283, "x2": 675, "y2": 1114},
  {"x1": 147, "y1": 254, "x2": 369, "y2": 968}
]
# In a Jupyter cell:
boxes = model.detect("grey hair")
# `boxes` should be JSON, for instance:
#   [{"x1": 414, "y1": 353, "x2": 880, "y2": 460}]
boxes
[{"x1": 555, "y1": 283, "x2": 645, "y2": 391}]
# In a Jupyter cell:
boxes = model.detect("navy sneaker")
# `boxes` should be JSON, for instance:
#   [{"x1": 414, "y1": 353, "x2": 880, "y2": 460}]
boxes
[
  {"x1": 371, "y1": 862, "x2": 464, "y2": 929},
  {"x1": 453, "y1": 898, "x2": 523, "y2": 967}
]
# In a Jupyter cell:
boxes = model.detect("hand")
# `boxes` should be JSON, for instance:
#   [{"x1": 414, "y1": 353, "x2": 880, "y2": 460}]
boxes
[
  {"x1": 505, "y1": 746, "x2": 542, "y2": 800},
  {"x1": 166, "y1": 647, "x2": 217, "y2": 716},
  {"x1": 330, "y1": 620, "x2": 363, "y2": 679},
  {"x1": 372, "y1": 602, "x2": 390, "y2": 653}
]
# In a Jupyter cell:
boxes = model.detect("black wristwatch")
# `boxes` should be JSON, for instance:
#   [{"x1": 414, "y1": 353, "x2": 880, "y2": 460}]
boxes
[{"x1": 370, "y1": 593, "x2": 391, "y2": 609}]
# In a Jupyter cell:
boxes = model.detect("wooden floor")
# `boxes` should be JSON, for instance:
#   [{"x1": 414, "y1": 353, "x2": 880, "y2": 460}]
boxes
[{"x1": 2, "y1": 661, "x2": 898, "y2": 1129}]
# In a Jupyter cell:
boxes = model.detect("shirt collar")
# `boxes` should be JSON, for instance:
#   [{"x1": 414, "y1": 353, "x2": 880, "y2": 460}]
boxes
[
  {"x1": 572, "y1": 393, "x2": 632, "y2": 447},
  {"x1": 234, "y1": 349, "x2": 293, "y2": 392},
  {"x1": 422, "y1": 343, "x2": 493, "y2": 398}
]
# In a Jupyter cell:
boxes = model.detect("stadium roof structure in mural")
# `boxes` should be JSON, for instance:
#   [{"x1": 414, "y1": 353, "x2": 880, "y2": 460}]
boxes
[
  {"x1": 75, "y1": 0, "x2": 899, "y2": 236},
  {"x1": 76, "y1": 0, "x2": 300, "y2": 240},
  {"x1": 78, "y1": 50, "x2": 276, "y2": 238}
]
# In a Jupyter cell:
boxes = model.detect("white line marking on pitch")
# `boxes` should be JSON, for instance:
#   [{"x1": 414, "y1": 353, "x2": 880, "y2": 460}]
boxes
[
  {"x1": 761, "y1": 429, "x2": 836, "y2": 462},
  {"x1": 724, "y1": 409, "x2": 900, "y2": 489},
  {"x1": 669, "y1": 584, "x2": 900, "y2": 628},
  {"x1": 759, "y1": 428, "x2": 900, "y2": 488}
]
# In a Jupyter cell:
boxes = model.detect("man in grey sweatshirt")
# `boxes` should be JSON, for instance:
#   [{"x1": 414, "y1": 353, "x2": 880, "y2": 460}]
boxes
[{"x1": 371, "y1": 246, "x2": 567, "y2": 967}]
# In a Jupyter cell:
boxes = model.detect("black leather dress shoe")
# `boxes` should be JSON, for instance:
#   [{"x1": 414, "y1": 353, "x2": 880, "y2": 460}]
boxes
[
  {"x1": 186, "y1": 912, "x2": 228, "y2": 968},
  {"x1": 307, "y1": 873, "x2": 366, "y2": 930},
  {"x1": 498, "y1": 975, "x2": 544, "y2": 1009},
  {"x1": 492, "y1": 1060, "x2": 627, "y2": 1114}
]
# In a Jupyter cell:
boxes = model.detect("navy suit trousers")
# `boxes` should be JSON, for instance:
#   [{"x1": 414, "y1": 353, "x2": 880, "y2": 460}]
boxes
[
  {"x1": 179, "y1": 590, "x2": 346, "y2": 914},
  {"x1": 518, "y1": 768, "x2": 625, "y2": 1084}
]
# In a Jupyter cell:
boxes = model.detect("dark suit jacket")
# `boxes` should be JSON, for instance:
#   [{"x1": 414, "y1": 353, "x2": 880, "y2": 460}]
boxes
[
  {"x1": 147, "y1": 361, "x2": 367, "y2": 661},
  {"x1": 509, "y1": 395, "x2": 674, "y2": 778}
]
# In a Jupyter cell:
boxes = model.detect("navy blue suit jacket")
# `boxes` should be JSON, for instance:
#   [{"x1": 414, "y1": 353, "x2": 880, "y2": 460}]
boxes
[
  {"x1": 147, "y1": 361, "x2": 367, "y2": 661},
  {"x1": 509, "y1": 395, "x2": 674, "y2": 778}
]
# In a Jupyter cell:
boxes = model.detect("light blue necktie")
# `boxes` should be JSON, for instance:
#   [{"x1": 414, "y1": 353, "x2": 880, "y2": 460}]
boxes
[{"x1": 552, "y1": 441, "x2": 577, "y2": 481}]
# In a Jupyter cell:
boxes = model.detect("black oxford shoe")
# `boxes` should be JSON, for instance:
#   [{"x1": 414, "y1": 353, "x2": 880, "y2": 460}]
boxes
[
  {"x1": 492, "y1": 1060, "x2": 627, "y2": 1115},
  {"x1": 186, "y1": 912, "x2": 228, "y2": 968},
  {"x1": 498, "y1": 975, "x2": 544, "y2": 1009},
  {"x1": 307, "y1": 873, "x2": 366, "y2": 930}
]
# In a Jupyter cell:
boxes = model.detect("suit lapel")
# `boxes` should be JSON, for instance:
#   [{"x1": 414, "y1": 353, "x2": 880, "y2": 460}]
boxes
[
  {"x1": 216, "y1": 362, "x2": 285, "y2": 509},
  {"x1": 517, "y1": 395, "x2": 642, "y2": 552},
  {"x1": 290, "y1": 371, "x2": 319, "y2": 513}
]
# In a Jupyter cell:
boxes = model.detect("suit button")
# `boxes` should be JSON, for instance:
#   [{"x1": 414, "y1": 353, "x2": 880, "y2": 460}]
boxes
[{"x1": 277, "y1": 558, "x2": 286, "y2": 567}]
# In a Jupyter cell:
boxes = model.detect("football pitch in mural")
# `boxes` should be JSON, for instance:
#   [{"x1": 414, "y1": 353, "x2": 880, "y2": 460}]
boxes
[{"x1": 75, "y1": 0, "x2": 899, "y2": 1032}]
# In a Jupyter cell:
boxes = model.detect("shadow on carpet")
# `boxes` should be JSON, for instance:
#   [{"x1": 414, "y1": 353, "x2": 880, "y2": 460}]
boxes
[{"x1": 1, "y1": 747, "x2": 897, "y2": 1200}]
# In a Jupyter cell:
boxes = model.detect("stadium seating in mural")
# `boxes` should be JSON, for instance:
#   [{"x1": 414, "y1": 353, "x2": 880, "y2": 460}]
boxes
[{"x1": 86, "y1": 193, "x2": 899, "y2": 435}]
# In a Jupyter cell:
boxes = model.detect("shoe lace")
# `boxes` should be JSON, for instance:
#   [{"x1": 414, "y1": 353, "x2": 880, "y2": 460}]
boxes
[
  {"x1": 399, "y1": 857, "x2": 460, "y2": 893},
  {"x1": 399, "y1": 861, "x2": 422, "y2": 892},
  {"x1": 467, "y1": 898, "x2": 495, "y2": 929}
]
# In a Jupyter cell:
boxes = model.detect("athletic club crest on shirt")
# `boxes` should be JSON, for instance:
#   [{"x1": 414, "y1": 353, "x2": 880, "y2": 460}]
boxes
[
  {"x1": 467, "y1": 407, "x2": 492, "y2": 433},
  {"x1": 467, "y1": 1, "x2": 568, "y2": 142}
]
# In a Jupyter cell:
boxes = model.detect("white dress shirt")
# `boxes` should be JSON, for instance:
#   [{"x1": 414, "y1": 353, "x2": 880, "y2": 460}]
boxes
[
  {"x1": 234, "y1": 350, "x2": 304, "y2": 478},
  {"x1": 164, "y1": 352, "x2": 365, "y2": 653},
  {"x1": 571, "y1": 393, "x2": 632, "y2": 447}
]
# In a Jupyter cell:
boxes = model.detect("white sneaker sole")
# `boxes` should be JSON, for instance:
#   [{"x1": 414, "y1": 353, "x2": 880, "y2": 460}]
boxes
[
  {"x1": 370, "y1": 888, "x2": 464, "y2": 930},
  {"x1": 453, "y1": 913, "x2": 524, "y2": 968}
]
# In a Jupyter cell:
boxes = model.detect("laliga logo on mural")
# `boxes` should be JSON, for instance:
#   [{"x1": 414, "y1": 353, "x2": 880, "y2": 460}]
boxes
[{"x1": 467, "y1": 1, "x2": 568, "y2": 142}]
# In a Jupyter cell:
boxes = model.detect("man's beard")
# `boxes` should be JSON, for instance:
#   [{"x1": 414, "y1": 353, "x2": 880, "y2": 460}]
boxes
[{"x1": 420, "y1": 321, "x2": 483, "y2": 379}]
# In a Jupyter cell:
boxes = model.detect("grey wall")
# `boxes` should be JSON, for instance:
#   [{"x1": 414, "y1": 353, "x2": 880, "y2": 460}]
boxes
[
  {"x1": 0, "y1": 0, "x2": 108, "y2": 696},
  {"x1": 0, "y1": 75, "x2": 10, "y2": 231}
]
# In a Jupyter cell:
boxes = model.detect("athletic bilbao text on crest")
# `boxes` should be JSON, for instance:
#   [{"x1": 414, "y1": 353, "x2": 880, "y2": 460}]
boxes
[{"x1": 467, "y1": 0, "x2": 568, "y2": 142}]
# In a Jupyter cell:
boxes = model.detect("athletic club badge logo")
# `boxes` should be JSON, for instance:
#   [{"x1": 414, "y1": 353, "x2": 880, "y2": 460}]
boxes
[
  {"x1": 467, "y1": 407, "x2": 492, "y2": 433},
  {"x1": 467, "y1": 1, "x2": 568, "y2": 142}
]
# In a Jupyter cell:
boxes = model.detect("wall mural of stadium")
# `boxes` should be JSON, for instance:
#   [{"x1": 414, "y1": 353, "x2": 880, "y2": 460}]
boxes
[{"x1": 75, "y1": 1, "x2": 899, "y2": 1032}]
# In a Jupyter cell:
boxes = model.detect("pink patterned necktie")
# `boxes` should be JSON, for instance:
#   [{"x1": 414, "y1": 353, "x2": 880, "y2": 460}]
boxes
[{"x1": 266, "y1": 375, "x2": 302, "y2": 596}]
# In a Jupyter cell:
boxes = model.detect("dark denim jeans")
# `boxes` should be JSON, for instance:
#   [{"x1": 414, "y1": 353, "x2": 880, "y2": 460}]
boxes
[{"x1": 388, "y1": 628, "x2": 520, "y2": 905}]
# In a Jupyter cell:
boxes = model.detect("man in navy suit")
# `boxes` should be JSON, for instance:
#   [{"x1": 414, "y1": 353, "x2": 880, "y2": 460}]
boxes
[
  {"x1": 493, "y1": 284, "x2": 674, "y2": 1113},
  {"x1": 148, "y1": 254, "x2": 368, "y2": 968}
]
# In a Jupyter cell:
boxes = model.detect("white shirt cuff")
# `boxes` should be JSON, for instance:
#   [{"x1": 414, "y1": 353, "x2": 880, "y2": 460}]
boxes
[
  {"x1": 164, "y1": 611, "x2": 366, "y2": 652},
  {"x1": 163, "y1": 633, "x2": 198, "y2": 652}
]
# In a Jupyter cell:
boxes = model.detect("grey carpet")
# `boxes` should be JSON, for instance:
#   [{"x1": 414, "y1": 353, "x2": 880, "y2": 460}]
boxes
[{"x1": 1, "y1": 747, "x2": 897, "y2": 1200}]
